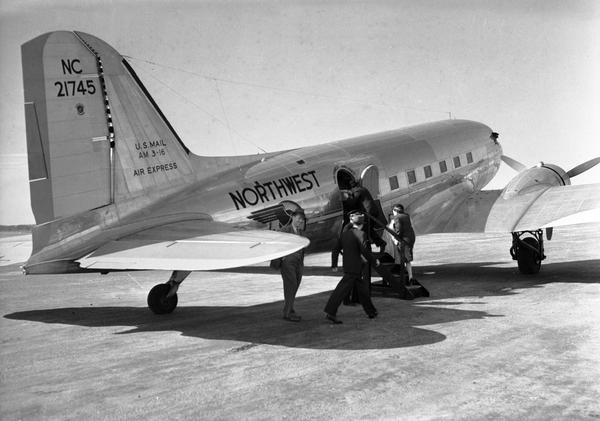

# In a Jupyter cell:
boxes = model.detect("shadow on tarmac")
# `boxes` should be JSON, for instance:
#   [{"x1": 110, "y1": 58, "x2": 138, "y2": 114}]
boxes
[
  {"x1": 223, "y1": 259, "x2": 600, "y2": 282},
  {"x1": 4, "y1": 259, "x2": 599, "y2": 350}
]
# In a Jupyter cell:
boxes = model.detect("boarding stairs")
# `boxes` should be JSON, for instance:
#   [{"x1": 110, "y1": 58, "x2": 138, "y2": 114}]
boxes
[{"x1": 370, "y1": 252, "x2": 429, "y2": 300}]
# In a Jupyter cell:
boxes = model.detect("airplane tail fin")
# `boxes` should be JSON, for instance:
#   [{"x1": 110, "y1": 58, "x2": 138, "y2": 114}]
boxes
[{"x1": 22, "y1": 31, "x2": 194, "y2": 226}]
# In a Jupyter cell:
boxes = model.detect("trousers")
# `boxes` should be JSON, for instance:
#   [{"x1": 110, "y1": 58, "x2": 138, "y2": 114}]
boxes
[
  {"x1": 324, "y1": 268, "x2": 376, "y2": 316},
  {"x1": 281, "y1": 257, "x2": 303, "y2": 317}
]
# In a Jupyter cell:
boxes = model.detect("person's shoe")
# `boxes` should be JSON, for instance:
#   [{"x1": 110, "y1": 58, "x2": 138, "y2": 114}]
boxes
[
  {"x1": 283, "y1": 314, "x2": 301, "y2": 322},
  {"x1": 408, "y1": 278, "x2": 418, "y2": 285},
  {"x1": 325, "y1": 313, "x2": 343, "y2": 324},
  {"x1": 367, "y1": 311, "x2": 378, "y2": 319}
]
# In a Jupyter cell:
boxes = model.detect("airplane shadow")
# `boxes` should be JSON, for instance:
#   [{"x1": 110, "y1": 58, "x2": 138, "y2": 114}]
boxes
[{"x1": 4, "y1": 259, "x2": 599, "y2": 351}]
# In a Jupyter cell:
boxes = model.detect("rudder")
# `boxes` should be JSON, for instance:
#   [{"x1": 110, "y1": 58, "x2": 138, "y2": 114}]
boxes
[
  {"x1": 23, "y1": 32, "x2": 112, "y2": 224},
  {"x1": 22, "y1": 31, "x2": 194, "y2": 226}
]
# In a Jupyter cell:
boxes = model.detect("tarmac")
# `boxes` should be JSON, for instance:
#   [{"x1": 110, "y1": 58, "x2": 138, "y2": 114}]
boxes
[{"x1": 1, "y1": 224, "x2": 599, "y2": 420}]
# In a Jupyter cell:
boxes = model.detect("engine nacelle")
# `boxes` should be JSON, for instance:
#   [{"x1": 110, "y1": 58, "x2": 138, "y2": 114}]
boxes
[{"x1": 502, "y1": 163, "x2": 570, "y2": 200}]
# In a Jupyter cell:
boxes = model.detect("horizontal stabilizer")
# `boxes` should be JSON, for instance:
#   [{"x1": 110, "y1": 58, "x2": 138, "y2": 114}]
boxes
[{"x1": 77, "y1": 220, "x2": 309, "y2": 271}]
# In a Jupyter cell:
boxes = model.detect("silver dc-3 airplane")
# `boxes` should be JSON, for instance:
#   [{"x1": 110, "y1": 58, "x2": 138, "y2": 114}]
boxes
[{"x1": 21, "y1": 31, "x2": 600, "y2": 314}]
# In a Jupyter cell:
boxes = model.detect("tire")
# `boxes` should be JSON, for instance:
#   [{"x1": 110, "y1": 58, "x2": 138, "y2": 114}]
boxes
[
  {"x1": 147, "y1": 283, "x2": 178, "y2": 314},
  {"x1": 517, "y1": 237, "x2": 541, "y2": 274}
]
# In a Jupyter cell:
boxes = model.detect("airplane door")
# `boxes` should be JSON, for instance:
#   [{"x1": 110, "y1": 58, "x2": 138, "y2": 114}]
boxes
[
  {"x1": 360, "y1": 165, "x2": 380, "y2": 198},
  {"x1": 360, "y1": 164, "x2": 388, "y2": 230}
]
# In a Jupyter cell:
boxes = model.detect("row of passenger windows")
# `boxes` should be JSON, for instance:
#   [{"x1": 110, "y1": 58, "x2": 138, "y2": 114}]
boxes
[{"x1": 389, "y1": 151, "x2": 474, "y2": 190}]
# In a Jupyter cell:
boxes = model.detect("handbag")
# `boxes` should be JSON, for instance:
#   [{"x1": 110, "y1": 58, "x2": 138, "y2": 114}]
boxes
[{"x1": 270, "y1": 258, "x2": 282, "y2": 270}]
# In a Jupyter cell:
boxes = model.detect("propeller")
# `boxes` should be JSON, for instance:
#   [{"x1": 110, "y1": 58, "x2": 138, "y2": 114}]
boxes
[
  {"x1": 502, "y1": 155, "x2": 600, "y2": 179},
  {"x1": 566, "y1": 157, "x2": 600, "y2": 178},
  {"x1": 501, "y1": 155, "x2": 526, "y2": 172}
]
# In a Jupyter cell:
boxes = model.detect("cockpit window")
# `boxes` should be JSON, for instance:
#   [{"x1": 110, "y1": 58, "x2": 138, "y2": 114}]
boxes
[{"x1": 490, "y1": 132, "x2": 499, "y2": 144}]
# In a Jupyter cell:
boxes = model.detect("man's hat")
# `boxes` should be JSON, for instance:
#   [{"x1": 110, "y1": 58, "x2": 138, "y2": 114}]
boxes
[{"x1": 349, "y1": 210, "x2": 363, "y2": 217}]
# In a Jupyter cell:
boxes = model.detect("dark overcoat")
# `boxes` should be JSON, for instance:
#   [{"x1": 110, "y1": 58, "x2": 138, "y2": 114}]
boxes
[{"x1": 341, "y1": 226, "x2": 378, "y2": 274}]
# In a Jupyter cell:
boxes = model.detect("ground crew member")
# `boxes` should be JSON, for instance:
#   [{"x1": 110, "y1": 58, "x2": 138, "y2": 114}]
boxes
[
  {"x1": 324, "y1": 211, "x2": 380, "y2": 324},
  {"x1": 279, "y1": 209, "x2": 308, "y2": 322}
]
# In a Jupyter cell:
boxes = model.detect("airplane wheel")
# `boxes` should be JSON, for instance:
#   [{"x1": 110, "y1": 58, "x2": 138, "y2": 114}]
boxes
[
  {"x1": 147, "y1": 283, "x2": 178, "y2": 314},
  {"x1": 517, "y1": 237, "x2": 541, "y2": 275}
]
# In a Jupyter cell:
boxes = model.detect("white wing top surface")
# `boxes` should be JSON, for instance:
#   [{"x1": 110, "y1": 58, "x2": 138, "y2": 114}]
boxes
[
  {"x1": 483, "y1": 183, "x2": 600, "y2": 232},
  {"x1": 420, "y1": 183, "x2": 600, "y2": 234},
  {"x1": 77, "y1": 220, "x2": 309, "y2": 271},
  {"x1": 511, "y1": 183, "x2": 600, "y2": 231}
]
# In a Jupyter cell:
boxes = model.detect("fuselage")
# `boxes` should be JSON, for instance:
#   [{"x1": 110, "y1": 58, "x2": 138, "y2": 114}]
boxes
[{"x1": 24, "y1": 119, "x2": 502, "y2": 272}]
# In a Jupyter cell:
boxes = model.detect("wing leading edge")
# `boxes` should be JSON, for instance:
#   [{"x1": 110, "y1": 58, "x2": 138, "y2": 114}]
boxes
[
  {"x1": 426, "y1": 183, "x2": 600, "y2": 234},
  {"x1": 77, "y1": 220, "x2": 309, "y2": 271},
  {"x1": 509, "y1": 183, "x2": 600, "y2": 231},
  {"x1": 483, "y1": 183, "x2": 600, "y2": 232}
]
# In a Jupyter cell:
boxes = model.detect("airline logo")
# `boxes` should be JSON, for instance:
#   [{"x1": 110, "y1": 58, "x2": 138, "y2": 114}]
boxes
[{"x1": 229, "y1": 171, "x2": 320, "y2": 210}]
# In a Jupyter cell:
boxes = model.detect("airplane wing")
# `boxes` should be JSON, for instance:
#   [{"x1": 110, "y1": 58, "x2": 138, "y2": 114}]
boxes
[
  {"x1": 77, "y1": 220, "x2": 309, "y2": 271},
  {"x1": 425, "y1": 183, "x2": 600, "y2": 234},
  {"x1": 486, "y1": 183, "x2": 600, "y2": 232}
]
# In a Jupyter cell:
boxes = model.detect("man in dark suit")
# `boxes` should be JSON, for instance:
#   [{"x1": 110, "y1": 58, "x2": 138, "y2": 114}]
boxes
[
  {"x1": 324, "y1": 210, "x2": 380, "y2": 324},
  {"x1": 331, "y1": 220, "x2": 384, "y2": 305}
]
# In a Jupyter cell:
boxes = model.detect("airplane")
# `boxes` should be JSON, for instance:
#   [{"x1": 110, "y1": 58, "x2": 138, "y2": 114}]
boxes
[{"x1": 20, "y1": 31, "x2": 600, "y2": 314}]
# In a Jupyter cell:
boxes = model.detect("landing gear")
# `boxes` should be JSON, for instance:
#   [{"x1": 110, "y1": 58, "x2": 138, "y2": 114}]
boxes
[
  {"x1": 510, "y1": 230, "x2": 546, "y2": 274},
  {"x1": 148, "y1": 283, "x2": 178, "y2": 314},
  {"x1": 147, "y1": 270, "x2": 191, "y2": 314}
]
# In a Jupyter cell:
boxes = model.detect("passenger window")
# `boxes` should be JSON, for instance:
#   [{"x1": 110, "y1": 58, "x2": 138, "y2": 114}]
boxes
[
  {"x1": 407, "y1": 170, "x2": 416, "y2": 184},
  {"x1": 389, "y1": 175, "x2": 399, "y2": 190},
  {"x1": 466, "y1": 152, "x2": 473, "y2": 163},
  {"x1": 424, "y1": 165, "x2": 432, "y2": 178},
  {"x1": 439, "y1": 160, "x2": 447, "y2": 173},
  {"x1": 453, "y1": 156, "x2": 461, "y2": 168}
]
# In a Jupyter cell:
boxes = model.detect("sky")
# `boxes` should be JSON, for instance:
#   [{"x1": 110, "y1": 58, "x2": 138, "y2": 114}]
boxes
[{"x1": 1, "y1": 0, "x2": 599, "y2": 225}]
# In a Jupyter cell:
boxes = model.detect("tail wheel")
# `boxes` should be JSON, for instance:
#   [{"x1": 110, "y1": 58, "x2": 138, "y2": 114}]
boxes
[
  {"x1": 147, "y1": 283, "x2": 178, "y2": 314},
  {"x1": 517, "y1": 237, "x2": 542, "y2": 274}
]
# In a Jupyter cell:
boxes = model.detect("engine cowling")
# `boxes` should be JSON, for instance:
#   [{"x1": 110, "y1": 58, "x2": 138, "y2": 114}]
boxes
[{"x1": 501, "y1": 163, "x2": 570, "y2": 200}]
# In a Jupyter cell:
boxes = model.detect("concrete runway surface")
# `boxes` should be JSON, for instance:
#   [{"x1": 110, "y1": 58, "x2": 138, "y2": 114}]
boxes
[{"x1": 1, "y1": 224, "x2": 599, "y2": 420}]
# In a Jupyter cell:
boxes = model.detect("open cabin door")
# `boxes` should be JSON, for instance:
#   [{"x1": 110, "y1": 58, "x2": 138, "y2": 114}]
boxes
[
  {"x1": 360, "y1": 165, "x2": 380, "y2": 197},
  {"x1": 360, "y1": 165, "x2": 388, "y2": 229}
]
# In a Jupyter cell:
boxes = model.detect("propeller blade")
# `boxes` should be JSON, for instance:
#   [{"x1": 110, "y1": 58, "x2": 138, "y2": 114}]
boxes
[
  {"x1": 566, "y1": 157, "x2": 600, "y2": 178},
  {"x1": 501, "y1": 155, "x2": 527, "y2": 172}
]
